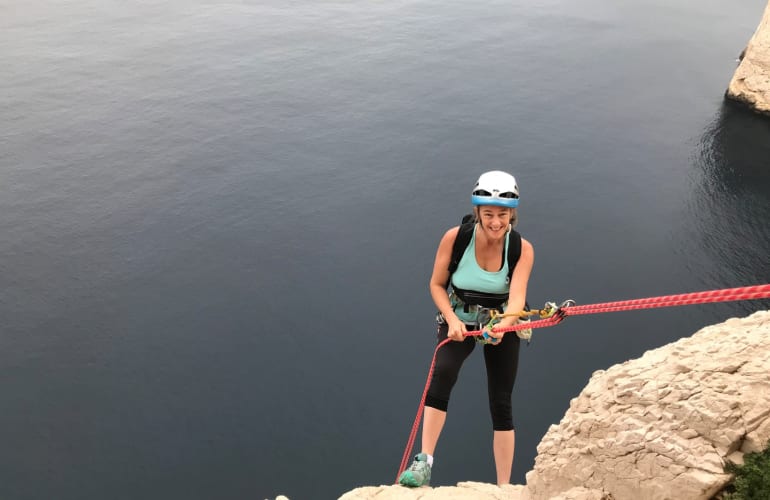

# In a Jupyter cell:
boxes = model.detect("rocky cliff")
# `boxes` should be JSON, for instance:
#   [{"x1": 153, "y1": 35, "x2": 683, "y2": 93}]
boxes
[
  {"x1": 337, "y1": 310, "x2": 770, "y2": 500},
  {"x1": 525, "y1": 310, "x2": 770, "y2": 500},
  {"x1": 727, "y1": 1, "x2": 770, "y2": 114}
]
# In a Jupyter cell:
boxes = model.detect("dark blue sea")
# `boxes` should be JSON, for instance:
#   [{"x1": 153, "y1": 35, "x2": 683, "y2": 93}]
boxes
[{"x1": 2, "y1": 1, "x2": 770, "y2": 499}]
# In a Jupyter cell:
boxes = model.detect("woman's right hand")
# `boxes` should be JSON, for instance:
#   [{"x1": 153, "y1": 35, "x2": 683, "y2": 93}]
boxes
[{"x1": 447, "y1": 317, "x2": 467, "y2": 342}]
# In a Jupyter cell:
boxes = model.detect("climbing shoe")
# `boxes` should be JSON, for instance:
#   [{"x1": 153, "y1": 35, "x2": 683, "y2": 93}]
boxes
[{"x1": 398, "y1": 453, "x2": 431, "y2": 487}]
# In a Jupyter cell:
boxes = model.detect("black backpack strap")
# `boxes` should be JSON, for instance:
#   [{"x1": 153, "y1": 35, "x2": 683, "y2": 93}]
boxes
[
  {"x1": 446, "y1": 221, "x2": 475, "y2": 288},
  {"x1": 506, "y1": 229, "x2": 522, "y2": 282}
]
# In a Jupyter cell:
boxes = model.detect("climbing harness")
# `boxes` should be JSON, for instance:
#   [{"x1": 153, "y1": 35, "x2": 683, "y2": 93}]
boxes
[
  {"x1": 395, "y1": 284, "x2": 770, "y2": 483},
  {"x1": 480, "y1": 300, "x2": 574, "y2": 343}
]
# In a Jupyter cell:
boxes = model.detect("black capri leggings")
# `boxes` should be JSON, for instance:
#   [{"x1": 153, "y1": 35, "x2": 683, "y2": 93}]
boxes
[{"x1": 425, "y1": 322, "x2": 521, "y2": 431}]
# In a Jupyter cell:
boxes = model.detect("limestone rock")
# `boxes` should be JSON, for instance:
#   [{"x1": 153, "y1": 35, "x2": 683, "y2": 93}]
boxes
[
  {"x1": 542, "y1": 487, "x2": 613, "y2": 500},
  {"x1": 339, "y1": 482, "x2": 525, "y2": 500},
  {"x1": 727, "y1": 1, "x2": 770, "y2": 114},
  {"x1": 525, "y1": 310, "x2": 770, "y2": 500}
]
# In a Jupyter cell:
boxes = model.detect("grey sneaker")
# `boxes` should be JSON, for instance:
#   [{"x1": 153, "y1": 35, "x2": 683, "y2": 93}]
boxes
[{"x1": 398, "y1": 453, "x2": 431, "y2": 487}]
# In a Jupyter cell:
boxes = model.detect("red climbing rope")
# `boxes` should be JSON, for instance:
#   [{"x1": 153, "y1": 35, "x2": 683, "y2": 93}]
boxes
[
  {"x1": 562, "y1": 284, "x2": 770, "y2": 316},
  {"x1": 395, "y1": 284, "x2": 770, "y2": 482}
]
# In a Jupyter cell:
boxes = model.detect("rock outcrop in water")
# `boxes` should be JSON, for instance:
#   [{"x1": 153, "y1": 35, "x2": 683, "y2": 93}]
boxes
[
  {"x1": 337, "y1": 310, "x2": 770, "y2": 500},
  {"x1": 727, "y1": 1, "x2": 770, "y2": 114}
]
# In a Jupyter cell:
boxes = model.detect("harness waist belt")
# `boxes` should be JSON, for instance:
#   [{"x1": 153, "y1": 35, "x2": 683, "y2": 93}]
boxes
[{"x1": 453, "y1": 288, "x2": 508, "y2": 310}]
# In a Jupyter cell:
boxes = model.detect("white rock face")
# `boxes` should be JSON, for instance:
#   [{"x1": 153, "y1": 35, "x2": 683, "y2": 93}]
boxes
[
  {"x1": 338, "y1": 482, "x2": 526, "y2": 500},
  {"x1": 727, "y1": 1, "x2": 770, "y2": 114},
  {"x1": 525, "y1": 310, "x2": 770, "y2": 500}
]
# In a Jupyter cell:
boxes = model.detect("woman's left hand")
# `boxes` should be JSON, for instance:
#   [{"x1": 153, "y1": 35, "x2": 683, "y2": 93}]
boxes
[{"x1": 482, "y1": 327, "x2": 503, "y2": 345}]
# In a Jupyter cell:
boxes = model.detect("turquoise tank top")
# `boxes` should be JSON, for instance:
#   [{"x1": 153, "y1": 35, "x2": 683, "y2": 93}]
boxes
[{"x1": 450, "y1": 225, "x2": 510, "y2": 324}]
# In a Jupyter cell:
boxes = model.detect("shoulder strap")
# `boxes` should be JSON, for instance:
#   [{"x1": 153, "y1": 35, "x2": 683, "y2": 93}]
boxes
[
  {"x1": 506, "y1": 229, "x2": 522, "y2": 282},
  {"x1": 447, "y1": 222, "x2": 475, "y2": 281}
]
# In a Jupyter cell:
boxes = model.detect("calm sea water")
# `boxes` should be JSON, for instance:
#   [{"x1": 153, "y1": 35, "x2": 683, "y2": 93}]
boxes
[{"x1": 2, "y1": 1, "x2": 770, "y2": 499}]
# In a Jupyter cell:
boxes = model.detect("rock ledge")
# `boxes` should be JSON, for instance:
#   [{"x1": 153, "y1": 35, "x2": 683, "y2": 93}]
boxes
[{"x1": 727, "y1": 1, "x2": 770, "y2": 114}]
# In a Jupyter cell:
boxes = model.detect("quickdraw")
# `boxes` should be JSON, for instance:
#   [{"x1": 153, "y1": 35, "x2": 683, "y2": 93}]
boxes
[{"x1": 480, "y1": 299, "x2": 576, "y2": 344}]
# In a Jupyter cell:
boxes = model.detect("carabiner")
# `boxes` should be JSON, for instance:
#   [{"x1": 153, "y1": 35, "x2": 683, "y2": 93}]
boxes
[{"x1": 541, "y1": 301, "x2": 559, "y2": 318}]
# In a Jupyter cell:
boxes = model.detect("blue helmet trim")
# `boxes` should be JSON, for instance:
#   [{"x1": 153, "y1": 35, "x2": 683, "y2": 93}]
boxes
[{"x1": 471, "y1": 195, "x2": 519, "y2": 208}]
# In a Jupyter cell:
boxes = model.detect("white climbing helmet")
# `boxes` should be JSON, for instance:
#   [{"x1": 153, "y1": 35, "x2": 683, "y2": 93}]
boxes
[{"x1": 471, "y1": 171, "x2": 519, "y2": 208}]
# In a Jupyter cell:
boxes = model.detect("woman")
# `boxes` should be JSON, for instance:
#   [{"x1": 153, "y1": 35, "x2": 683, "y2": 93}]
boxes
[{"x1": 399, "y1": 170, "x2": 534, "y2": 487}]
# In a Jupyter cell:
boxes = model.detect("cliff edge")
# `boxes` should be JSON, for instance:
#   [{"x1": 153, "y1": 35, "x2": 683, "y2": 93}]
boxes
[
  {"x1": 727, "y1": 1, "x2": 770, "y2": 114},
  {"x1": 338, "y1": 310, "x2": 770, "y2": 500}
]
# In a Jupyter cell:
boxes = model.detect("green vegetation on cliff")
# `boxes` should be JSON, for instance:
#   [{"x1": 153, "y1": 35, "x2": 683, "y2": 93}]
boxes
[{"x1": 721, "y1": 442, "x2": 770, "y2": 500}]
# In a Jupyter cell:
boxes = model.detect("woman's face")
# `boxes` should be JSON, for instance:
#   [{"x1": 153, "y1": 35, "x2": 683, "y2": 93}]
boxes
[{"x1": 477, "y1": 205, "x2": 513, "y2": 240}]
